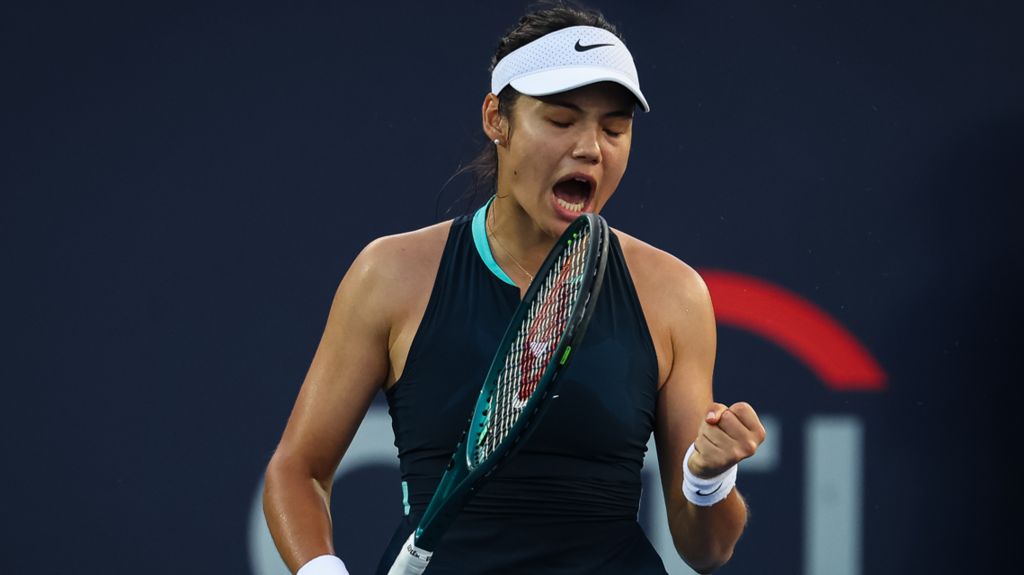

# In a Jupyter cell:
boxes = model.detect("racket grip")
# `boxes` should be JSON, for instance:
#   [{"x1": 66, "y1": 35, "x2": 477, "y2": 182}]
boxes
[{"x1": 386, "y1": 532, "x2": 433, "y2": 575}]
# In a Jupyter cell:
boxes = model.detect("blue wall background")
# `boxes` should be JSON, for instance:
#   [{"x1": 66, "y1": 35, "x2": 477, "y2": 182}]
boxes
[{"x1": 3, "y1": 1, "x2": 1021, "y2": 573}]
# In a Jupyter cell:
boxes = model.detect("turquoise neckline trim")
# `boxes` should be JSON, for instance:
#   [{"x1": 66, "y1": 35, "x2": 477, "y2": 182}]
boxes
[{"x1": 472, "y1": 196, "x2": 517, "y2": 286}]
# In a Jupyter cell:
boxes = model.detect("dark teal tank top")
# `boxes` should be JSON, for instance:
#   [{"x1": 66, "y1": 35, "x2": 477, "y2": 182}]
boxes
[{"x1": 379, "y1": 203, "x2": 665, "y2": 574}]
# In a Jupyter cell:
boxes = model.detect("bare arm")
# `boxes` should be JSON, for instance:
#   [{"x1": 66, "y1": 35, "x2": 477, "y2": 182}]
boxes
[
  {"x1": 262, "y1": 239, "x2": 398, "y2": 573},
  {"x1": 653, "y1": 261, "x2": 764, "y2": 573}
]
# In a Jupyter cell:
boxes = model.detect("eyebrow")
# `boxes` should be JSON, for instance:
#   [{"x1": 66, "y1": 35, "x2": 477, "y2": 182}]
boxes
[{"x1": 539, "y1": 98, "x2": 635, "y2": 119}]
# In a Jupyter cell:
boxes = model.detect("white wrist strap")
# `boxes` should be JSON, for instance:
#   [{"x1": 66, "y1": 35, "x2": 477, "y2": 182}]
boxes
[
  {"x1": 386, "y1": 532, "x2": 433, "y2": 575},
  {"x1": 297, "y1": 554, "x2": 350, "y2": 575},
  {"x1": 682, "y1": 442, "x2": 738, "y2": 507}
]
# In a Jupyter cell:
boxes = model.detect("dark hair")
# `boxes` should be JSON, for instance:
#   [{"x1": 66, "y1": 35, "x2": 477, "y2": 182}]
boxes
[{"x1": 438, "y1": 1, "x2": 624, "y2": 217}]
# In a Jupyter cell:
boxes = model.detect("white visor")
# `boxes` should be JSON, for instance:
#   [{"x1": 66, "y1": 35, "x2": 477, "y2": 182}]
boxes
[{"x1": 491, "y1": 25, "x2": 650, "y2": 112}]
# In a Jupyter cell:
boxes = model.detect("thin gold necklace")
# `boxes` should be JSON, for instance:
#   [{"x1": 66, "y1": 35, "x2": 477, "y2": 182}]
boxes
[{"x1": 487, "y1": 204, "x2": 534, "y2": 282}]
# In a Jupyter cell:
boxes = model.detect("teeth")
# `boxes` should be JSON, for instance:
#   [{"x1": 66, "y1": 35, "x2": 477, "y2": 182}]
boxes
[{"x1": 556, "y1": 197, "x2": 585, "y2": 212}]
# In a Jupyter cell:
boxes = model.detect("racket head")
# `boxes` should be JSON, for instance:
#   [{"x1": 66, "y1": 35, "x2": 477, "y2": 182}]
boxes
[
  {"x1": 413, "y1": 213, "x2": 609, "y2": 550},
  {"x1": 466, "y1": 212, "x2": 609, "y2": 470}
]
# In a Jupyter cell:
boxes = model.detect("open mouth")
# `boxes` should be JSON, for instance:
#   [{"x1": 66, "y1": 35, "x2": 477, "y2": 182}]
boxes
[{"x1": 552, "y1": 174, "x2": 595, "y2": 214}]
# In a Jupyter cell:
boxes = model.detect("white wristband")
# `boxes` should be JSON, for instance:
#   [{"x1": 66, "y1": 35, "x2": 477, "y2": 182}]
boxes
[
  {"x1": 386, "y1": 532, "x2": 433, "y2": 575},
  {"x1": 296, "y1": 555, "x2": 350, "y2": 575},
  {"x1": 682, "y1": 442, "x2": 738, "y2": 507}
]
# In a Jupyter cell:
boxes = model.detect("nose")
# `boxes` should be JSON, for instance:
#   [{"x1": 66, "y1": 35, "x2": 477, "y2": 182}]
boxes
[{"x1": 571, "y1": 128, "x2": 601, "y2": 165}]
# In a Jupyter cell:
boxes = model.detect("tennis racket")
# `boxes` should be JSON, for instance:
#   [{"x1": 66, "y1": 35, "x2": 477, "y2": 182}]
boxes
[{"x1": 386, "y1": 212, "x2": 610, "y2": 575}]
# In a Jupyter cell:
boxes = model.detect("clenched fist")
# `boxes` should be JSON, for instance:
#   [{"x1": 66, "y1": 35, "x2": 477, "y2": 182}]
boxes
[{"x1": 688, "y1": 401, "x2": 766, "y2": 479}]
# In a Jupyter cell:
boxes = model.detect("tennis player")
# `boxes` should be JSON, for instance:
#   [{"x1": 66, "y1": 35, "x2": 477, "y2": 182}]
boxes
[{"x1": 263, "y1": 3, "x2": 765, "y2": 574}]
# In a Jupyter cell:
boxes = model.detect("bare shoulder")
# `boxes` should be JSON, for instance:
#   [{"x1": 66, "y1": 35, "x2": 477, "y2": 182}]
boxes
[
  {"x1": 613, "y1": 228, "x2": 711, "y2": 310},
  {"x1": 354, "y1": 220, "x2": 452, "y2": 281},
  {"x1": 342, "y1": 220, "x2": 452, "y2": 320}
]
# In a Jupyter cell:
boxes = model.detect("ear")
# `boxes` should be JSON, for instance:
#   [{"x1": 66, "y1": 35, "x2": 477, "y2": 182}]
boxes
[{"x1": 481, "y1": 93, "x2": 507, "y2": 143}]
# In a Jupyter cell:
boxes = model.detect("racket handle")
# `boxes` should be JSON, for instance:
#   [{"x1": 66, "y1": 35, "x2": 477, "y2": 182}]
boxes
[{"x1": 386, "y1": 532, "x2": 433, "y2": 575}]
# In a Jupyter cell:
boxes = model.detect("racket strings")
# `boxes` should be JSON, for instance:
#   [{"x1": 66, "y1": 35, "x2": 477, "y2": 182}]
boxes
[{"x1": 474, "y1": 226, "x2": 591, "y2": 465}]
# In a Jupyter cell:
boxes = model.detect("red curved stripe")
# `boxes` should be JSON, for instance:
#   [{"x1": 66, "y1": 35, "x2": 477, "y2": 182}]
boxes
[{"x1": 700, "y1": 269, "x2": 887, "y2": 391}]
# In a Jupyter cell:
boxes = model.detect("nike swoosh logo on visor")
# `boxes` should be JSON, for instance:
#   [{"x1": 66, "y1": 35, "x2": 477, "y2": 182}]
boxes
[{"x1": 574, "y1": 40, "x2": 614, "y2": 52}]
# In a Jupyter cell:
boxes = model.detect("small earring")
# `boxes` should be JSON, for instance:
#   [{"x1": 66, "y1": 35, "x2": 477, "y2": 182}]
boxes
[{"x1": 493, "y1": 138, "x2": 501, "y2": 146}]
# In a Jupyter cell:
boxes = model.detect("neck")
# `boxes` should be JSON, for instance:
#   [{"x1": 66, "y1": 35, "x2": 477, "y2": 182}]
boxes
[{"x1": 487, "y1": 194, "x2": 552, "y2": 282}]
